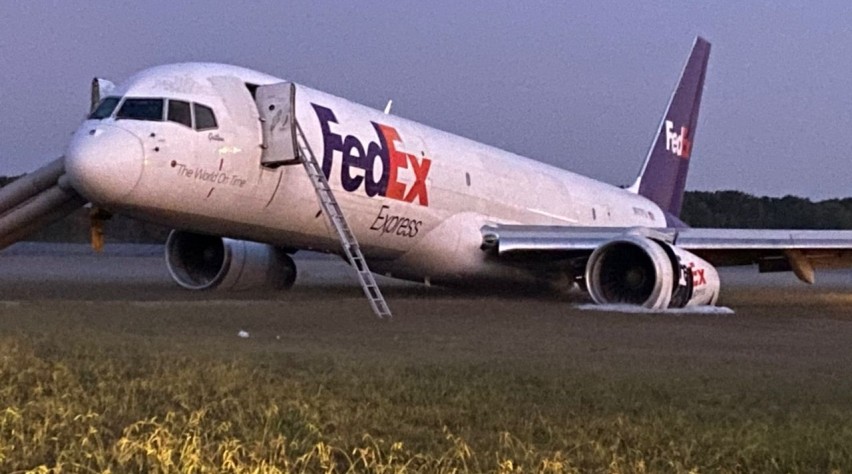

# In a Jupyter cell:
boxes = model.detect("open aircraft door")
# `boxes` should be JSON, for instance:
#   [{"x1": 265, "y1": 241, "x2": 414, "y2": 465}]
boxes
[
  {"x1": 256, "y1": 82, "x2": 299, "y2": 167},
  {"x1": 254, "y1": 82, "x2": 392, "y2": 318}
]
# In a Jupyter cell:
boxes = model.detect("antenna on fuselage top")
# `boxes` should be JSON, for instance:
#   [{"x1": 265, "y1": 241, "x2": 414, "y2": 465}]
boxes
[{"x1": 383, "y1": 100, "x2": 393, "y2": 115}]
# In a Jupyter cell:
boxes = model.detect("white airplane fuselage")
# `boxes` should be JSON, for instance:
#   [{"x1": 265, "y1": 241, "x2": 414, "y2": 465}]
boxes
[{"x1": 65, "y1": 63, "x2": 666, "y2": 286}]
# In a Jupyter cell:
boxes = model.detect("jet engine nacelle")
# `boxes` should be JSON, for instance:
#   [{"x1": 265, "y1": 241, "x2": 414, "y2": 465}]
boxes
[
  {"x1": 585, "y1": 234, "x2": 719, "y2": 309},
  {"x1": 165, "y1": 230, "x2": 296, "y2": 291}
]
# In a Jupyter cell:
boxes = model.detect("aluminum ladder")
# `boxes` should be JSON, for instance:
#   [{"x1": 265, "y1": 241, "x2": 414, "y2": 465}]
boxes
[{"x1": 293, "y1": 120, "x2": 392, "y2": 319}]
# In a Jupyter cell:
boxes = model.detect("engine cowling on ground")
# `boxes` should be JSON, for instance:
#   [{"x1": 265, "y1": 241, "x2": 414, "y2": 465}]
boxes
[
  {"x1": 584, "y1": 234, "x2": 719, "y2": 309},
  {"x1": 165, "y1": 230, "x2": 296, "y2": 291}
]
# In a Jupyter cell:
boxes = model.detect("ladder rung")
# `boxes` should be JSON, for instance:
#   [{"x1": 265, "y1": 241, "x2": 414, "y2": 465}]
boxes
[{"x1": 292, "y1": 119, "x2": 391, "y2": 320}]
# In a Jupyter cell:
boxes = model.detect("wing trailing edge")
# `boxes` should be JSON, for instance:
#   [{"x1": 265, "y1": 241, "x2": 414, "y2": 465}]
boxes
[{"x1": 481, "y1": 224, "x2": 852, "y2": 283}]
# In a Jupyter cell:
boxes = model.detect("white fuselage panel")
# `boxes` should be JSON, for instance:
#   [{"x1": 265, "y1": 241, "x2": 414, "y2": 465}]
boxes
[{"x1": 67, "y1": 63, "x2": 666, "y2": 286}]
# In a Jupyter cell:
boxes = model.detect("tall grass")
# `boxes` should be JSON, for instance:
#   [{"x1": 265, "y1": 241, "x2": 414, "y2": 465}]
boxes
[{"x1": 0, "y1": 332, "x2": 849, "y2": 473}]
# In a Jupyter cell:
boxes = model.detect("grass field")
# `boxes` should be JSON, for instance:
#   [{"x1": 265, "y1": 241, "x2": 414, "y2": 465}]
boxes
[{"x1": 0, "y1": 252, "x2": 851, "y2": 472}]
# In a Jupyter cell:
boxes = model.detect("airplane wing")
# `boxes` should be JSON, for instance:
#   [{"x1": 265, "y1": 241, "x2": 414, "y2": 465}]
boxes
[{"x1": 480, "y1": 224, "x2": 852, "y2": 284}]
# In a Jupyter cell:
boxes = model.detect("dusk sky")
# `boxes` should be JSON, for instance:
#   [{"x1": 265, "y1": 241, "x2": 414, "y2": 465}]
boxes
[{"x1": 2, "y1": 2, "x2": 851, "y2": 199}]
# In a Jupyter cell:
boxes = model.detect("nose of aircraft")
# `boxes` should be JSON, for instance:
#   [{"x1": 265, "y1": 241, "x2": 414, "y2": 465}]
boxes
[{"x1": 65, "y1": 124, "x2": 144, "y2": 204}]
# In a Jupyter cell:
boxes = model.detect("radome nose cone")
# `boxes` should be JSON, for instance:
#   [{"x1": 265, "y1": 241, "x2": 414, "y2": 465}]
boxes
[{"x1": 65, "y1": 125, "x2": 144, "y2": 204}]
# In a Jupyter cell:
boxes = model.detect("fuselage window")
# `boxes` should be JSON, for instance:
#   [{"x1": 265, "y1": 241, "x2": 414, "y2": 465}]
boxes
[
  {"x1": 88, "y1": 96, "x2": 121, "y2": 119},
  {"x1": 194, "y1": 103, "x2": 218, "y2": 131},
  {"x1": 116, "y1": 98, "x2": 165, "y2": 121},
  {"x1": 167, "y1": 100, "x2": 192, "y2": 128}
]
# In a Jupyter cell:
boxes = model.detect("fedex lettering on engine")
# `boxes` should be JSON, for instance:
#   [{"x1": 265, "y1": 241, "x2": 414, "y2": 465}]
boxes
[
  {"x1": 687, "y1": 262, "x2": 707, "y2": 287},
  {"x1": 664, "y1": 120, "x2": 692, "y2": 159},
  {"x1": 312, "y1": 104, "x2": 432, "y2": 206}
]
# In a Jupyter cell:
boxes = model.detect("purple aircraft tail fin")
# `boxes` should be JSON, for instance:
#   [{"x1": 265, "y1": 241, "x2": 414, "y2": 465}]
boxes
[{"x1": 629, "y1": 37, "x2": 711, "y2": 217}]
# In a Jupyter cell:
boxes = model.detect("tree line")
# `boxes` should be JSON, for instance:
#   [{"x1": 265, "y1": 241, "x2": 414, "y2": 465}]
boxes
[{"x1": 681, "y1": 191, "x2": 852, "y2": 229}]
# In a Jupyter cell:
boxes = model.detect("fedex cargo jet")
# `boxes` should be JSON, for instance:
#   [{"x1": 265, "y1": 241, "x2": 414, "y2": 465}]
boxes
[{"x1": 3, "y1": 37, "x2": 851, "y2": 317}]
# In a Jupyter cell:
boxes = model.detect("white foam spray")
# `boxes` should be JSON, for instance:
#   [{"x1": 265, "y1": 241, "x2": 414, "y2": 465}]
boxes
[{"x1": 576, "y1": 304, "x2": 735, "y2": 315}]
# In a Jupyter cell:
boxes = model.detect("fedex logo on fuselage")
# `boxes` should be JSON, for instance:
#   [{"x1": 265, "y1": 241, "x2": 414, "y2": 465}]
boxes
[
  {"x1": 664, "y1": 120, "x2": 691, "y2": 159},
  {"x1": 312, "y1": 104, "x2": 432, "y2": 206}
]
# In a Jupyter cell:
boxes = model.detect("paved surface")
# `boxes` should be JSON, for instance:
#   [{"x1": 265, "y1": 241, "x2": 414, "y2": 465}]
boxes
[
  {"x1": 1, "y1": 242, "x2": 850, "y2": 298},
  {"x1": 0, "y1": 243, "x2": 850, "y2": 380}
]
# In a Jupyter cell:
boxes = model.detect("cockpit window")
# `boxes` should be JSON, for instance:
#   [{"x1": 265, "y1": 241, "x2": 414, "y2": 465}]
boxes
[
  {"x1": 193, "y1": 103, "x2": 218, "y2": 131},
  {"x1": 116, "y1": 98, "x2": 164, "y2": 121},
  {"x1": 167, "y1": 100, "x2": 192, "y2": 128},
  {"x1": 88, "y1": 96, "x2": 121, "y2": 119}
]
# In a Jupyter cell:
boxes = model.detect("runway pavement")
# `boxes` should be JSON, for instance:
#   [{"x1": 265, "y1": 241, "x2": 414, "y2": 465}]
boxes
[
  {"x1": 1, "y1": 242, "x2": 850, "y2": 298},
  {"x1": 0, "y1": 242, "x2": 850, "y2": 374}
]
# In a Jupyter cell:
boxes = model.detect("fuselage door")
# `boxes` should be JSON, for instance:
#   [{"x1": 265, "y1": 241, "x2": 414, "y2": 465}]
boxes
[{"x1": 256, "y1": 82, "x2": 299, "y2": 167}]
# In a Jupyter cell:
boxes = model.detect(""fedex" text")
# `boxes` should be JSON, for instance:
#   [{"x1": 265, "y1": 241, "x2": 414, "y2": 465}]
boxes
[
  {"x1": 665, "y1": 120, "x2": 692, "y2": 159},
  {"x1": 313, "y1": 104, "x2": 432, "y2": 206},
  {"x1": 687, "y1": 262, "x2": 707, "y2": 287}
]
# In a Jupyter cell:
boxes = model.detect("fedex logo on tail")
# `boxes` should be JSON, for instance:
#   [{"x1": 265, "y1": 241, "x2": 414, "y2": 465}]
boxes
[
  {"x1": 312, "y1": 104, "x2": 432, "y2": 206},
  {"x1": 665, "y1": 120, "x2": 692, "y2": 159}
]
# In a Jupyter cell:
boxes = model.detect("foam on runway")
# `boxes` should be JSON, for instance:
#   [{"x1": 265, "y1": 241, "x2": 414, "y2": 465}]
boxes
[{"x1": 576, "y1": 304, "x2": 735, "y2": 315}]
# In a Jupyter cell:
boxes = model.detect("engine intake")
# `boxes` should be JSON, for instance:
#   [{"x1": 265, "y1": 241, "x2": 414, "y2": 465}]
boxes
[
  {"x1": 585, "y1": 234, "x2": 719, "y2": 309},
  {"x1": 165, "y1": 230, "x2": 296, "y2": 291}
]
